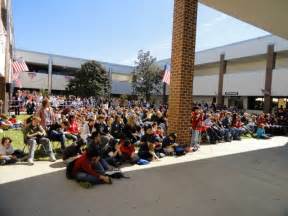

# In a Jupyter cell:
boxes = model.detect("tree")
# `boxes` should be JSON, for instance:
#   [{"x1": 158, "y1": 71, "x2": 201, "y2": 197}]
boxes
[
  {"x1": 131, "y1": 50, "x2": 162, "y2": 101},
  {"x1": 66, "y1": 61, "x2": 109, "y2": 97}
]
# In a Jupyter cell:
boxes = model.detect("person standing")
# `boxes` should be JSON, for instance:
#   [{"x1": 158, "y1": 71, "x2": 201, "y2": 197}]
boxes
[
  {"x1": 37, "y1": 98, "x2": 55, "y2": 130},
  {"x1": 190, "y1": 107, "x2": 203, "y2": 151}
]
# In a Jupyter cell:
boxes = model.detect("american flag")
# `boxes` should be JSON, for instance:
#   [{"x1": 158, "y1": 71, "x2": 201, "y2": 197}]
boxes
[
  {"x1": 12, "y1": 58, "x2": 29, "y2": 74},
  {"x1": 162, "y1": 64, "x2": 171, "y2": 85},
  {"x1": 12, "y1": 58, "x2": 29, "y2": 88}
]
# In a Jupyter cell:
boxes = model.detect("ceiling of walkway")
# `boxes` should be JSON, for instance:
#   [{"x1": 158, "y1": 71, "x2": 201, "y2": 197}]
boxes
[{"x1": 200, "y1": 0, "x2": 288, "y2": 39}]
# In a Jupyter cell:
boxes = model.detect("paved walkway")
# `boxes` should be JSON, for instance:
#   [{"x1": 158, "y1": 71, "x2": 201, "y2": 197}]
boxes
[{"x1": 1, "y1": 136, "x2": 288, "y2": 216}]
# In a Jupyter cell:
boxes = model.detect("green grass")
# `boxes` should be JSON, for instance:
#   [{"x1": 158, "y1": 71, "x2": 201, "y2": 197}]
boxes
[
  {"x1": 0, "y1": 115, "x2": 30, "y2": 149},
  {"x1": 0, "y1": 115, "x2": 63, "y2": 159},
  {"x1": 0, "y1": 129, "x2": 24, "y2": 150}
]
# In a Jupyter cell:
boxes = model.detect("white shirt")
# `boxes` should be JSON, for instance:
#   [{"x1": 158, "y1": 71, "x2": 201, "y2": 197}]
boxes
[{"x1": 0, "y1": 144, "x2": 14, "y2": 155}]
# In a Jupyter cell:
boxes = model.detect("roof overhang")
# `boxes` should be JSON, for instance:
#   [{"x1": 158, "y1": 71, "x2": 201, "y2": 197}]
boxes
[{"x1": 200, "y1": 0, "x2": 288, "y2": 39}]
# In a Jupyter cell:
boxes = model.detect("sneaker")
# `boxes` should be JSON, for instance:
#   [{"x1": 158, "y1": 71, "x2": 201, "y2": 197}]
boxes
[
  {"x1": 50, "y1": 155, "x2": 56, "y2": 162},
  {"x1": 27, "y1": 158, "x2": 34, "y2": 165},
  {"x1": 105, "y1": 169, "x2": 120, "y2": 175},
  {"x1": 79, "y1": 181, "x2": 93, "y2": 189}
]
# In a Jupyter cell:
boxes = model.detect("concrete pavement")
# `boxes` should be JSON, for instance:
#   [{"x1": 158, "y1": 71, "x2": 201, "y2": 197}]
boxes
[{"x1": 0, "y1": 136, "x2": 288, "y2": 216}]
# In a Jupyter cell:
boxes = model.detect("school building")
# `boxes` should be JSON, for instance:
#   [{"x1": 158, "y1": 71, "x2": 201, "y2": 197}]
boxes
[
  {"x1": 159, "y1": 34, "x2": 288, "y2": 113},
  {"x1": 15, "y1": 49, "x2": 134, "y2": 96},
  {"x1": 15, "y1": 34, "x2": 288, "y2": 113}
]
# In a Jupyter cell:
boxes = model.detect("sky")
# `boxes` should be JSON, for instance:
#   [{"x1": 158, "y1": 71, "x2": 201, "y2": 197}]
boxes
[{"x1": 13, "y1": 0, "x2": 269, "y2": 65}]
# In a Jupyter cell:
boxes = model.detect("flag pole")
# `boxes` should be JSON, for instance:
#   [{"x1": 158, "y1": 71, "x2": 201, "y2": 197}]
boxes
[{"x1": 162, "y1": 64, "x2": 167, "y2": 105}]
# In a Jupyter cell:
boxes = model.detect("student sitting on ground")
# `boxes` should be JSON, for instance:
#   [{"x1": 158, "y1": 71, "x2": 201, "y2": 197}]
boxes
[
  {"x1": 119, "y1": 139, "x2": 139, "y2": 164},
  {"x1": 80, "y1": 118, "x2": 96, "y2": 144},
  {"x1": 88, "y1": 131, "x2": 120, "y2": 173},
  {"x1": 256, "y1": 123, "x2": 271, "y2": 139},
  {"x1": 71, "y1": 143, "x2": 112, "y2": 186},
  {"x1": 0, "y1": 137, "x2": 25, "y2": 165},
  {"x1": 24, "y1": 116, "x2": 56, "y2": 165},
  {"x1": 62, "y1": 138, "x2": 86, "y2": 163},
  {"x1": 138, "y1": 125, "x2": 160, "y2": 161},
  {"x1": 48, "y1": 121, "x2": 67, "y2": 151},
  {"x1": 162, "y1": 133, "x2": 177, "y2": 155},
  {"x1": 65, "y1": 114, "x2": 80, "y2": 141},
  {"x1": 162, "y1": 133, "x2": 185, "y2": 156}
]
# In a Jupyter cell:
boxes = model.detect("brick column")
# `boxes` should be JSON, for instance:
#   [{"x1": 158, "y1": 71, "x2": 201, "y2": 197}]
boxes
[
  {"x1": 263, "y1": 44, "x2": 276, "y2": 113},
  {"x1": 168, "y1": 0, "x2": 198, "y2": 145},
  {"x1": 217, "y1": 54, "x2": 226, "y2": 106}
]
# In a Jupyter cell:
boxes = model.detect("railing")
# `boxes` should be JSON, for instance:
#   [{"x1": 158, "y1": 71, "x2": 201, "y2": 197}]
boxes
[{"x1": 6, "y1": 99, "x2": 99, "y2": 115}]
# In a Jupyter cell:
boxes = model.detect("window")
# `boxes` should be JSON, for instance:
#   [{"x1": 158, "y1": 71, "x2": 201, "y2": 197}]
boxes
[
  {"x1": 26, "y1": 63, "x2": 48, "y2": 74},
  {"x1": 248, "y1": 97, "x2": 264, "y2": 110}
]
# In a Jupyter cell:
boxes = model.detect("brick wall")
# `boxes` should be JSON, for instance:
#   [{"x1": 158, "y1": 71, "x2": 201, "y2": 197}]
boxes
[{"x1": 168, "y1": 0, "x2": 198, "y2": 145}]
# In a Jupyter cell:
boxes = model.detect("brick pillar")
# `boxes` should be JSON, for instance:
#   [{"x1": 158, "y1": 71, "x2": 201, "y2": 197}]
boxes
[
  {"x1": 217, "y1": 54, "x2": 226, "y2": 106},
  {"x1": 168, "y1": 0, "x2": 198, "y2": 145},
  {"x1": 263, "y1": 44, "x2": 276, "y2": 113}
]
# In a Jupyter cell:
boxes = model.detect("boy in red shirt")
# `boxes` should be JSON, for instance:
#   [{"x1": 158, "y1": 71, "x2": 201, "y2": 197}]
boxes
[
  {"x1": 72, "y1": 146, "x2": 112, "y2": 187},
  {"x1": 190, "y1": 107, "x2": 203, "y2": 152}
]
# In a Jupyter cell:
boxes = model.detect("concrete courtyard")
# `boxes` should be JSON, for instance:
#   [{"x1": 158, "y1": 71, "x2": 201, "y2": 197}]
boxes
[{"x1": 1, "y1": 136, "x2": 288, "y2": 216}]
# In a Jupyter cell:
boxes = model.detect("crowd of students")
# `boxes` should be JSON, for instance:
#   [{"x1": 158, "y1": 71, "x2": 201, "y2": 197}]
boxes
[{"x1": 0, "y1": 93, "x2": 288, "y2": 187}]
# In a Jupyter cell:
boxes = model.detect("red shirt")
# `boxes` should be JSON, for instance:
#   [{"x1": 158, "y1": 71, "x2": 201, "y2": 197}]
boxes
[
  {"x1": 72, "y1": 153, "x2": 100, "y2": 178},
  {"x1": 9, "y1": 118, "x2": 17, "y2": 124},
  {"x1": 257, "y1": 116, "x2": 266, "y2": 127},
  {"x1": 120, "y1": 143, "x2": 135, "y2": 157},
  {"x1": 191, "y1": 112, "x2": 203, "y2": 130},
  {"x1": 67, "y1": 120, "x2": 79, "y2": 135},
  {"x1": 234, "y1": 120, "x2": 243, "y2": 128}
]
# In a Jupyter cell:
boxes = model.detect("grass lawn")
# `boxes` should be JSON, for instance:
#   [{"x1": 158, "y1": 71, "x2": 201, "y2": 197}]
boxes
[
  {"x1": 0, "y1": 114, "x2": 30, "y2": 150},
  {"x1": 0, "y1": 129, "x2": 24, "y2": 150},
  {"x1": 0, "y1": 115, "x2": 63, "y2": 159}
]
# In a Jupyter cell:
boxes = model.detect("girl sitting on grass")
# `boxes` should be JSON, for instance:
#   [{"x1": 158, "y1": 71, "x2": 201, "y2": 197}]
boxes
[{"x1": 0, "y1": 137, "x2": 25, "y2": 165}]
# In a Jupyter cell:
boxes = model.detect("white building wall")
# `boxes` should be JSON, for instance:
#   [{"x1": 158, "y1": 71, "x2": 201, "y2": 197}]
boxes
[
  {"x1": 271, "y1": 68, "x2": 288, "y2": 96},
  {"x1": 111, "y1": 80, "x2": 132, "y2": 94},
  {"x1": 271, "y1": 54, "x2": 288, "y2": 96},
  {"x1": 20, "y1": 72, "x2": 48, "y2": 89},
  {"x1": 16, "y1": 50, "x2": 49, "y2": 65},
  {"x1": 193, "y1": 74, "x2": 218, "y2": 96},
  {"x1": 223, "y1": 71, "x2": 265, "y2": 96},
  {"x1": 51, "y1": 74, "x2": 71, "y2": 90}
]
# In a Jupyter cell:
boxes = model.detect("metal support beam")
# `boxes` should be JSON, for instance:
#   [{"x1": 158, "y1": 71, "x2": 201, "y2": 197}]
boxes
[
  {"x1": 217, "y1": 53, "x2": 226, "y2": 106},
  {"x1": 48, "y1": 56, "x2": 52, "y2": 94},
  {"x1": 263, "y1": 44, "x2": 276, "y2": 113}
]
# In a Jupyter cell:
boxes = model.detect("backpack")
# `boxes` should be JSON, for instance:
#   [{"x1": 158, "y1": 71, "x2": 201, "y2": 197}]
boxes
[
  {"x1": 137, "y1": 159, "x2": 150, "y2": 165},
  {"x1": 175, "y1": 146, "x2": 185, "y2": 156},
  {"x1": 66, "y1": 160, "x2": 76, "y2": 179}
]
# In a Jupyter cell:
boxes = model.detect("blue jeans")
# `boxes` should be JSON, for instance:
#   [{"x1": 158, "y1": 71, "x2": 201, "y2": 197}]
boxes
[
  {"x1": 93, "y1": 159, "x2": 110, "y2": 174},
  {"x1": 230, "y1": 128, "x2": 241, "y2": 139},
  {"x1": 26, "y1": 137, "x2": 54, "y2": 160},
  {"x1": 49, "y1": 130, "x2": 66, "y2": 149},
  {"x1": 75, "y1": 172, "x2": 103, "y2": 185},
  {"x1": 191, "y1": 129, "x2": 200, "y2": 147}
]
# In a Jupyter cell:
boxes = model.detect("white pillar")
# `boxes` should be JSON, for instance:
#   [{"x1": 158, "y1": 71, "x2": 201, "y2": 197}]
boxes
[{"x1": 48, "y1": 56, "x2": 52, "y2": 94}]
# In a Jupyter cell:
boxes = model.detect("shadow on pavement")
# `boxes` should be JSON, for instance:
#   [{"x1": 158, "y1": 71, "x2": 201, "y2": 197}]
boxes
[{"x1": 1, "y1": 145, "x2": 288, "y2": 216}]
